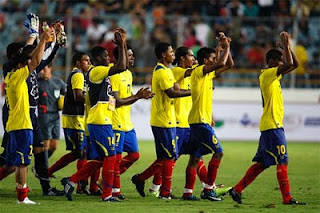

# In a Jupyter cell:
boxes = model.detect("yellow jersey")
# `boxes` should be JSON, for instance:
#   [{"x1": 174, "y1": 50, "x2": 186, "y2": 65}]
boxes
[
  {"x1": 188, "y1": 65, "x2": 216, "y2": 125},
  {"x1": 172, "y1": 66, "x2": 192, "y2": 128},
  {"x1": 259, "y1": 67, "x2": 284, "y2": 131},
  {"x1": 62, "y1": 69, "x2": 85, "y2": 130},
  {"x1": 5, "y1": 66, "x2": 32, "y2": 132},
  {"x1": 109, "y1": 69, "x2": 134, "y2": 131},
  {"x1": 86, "y1": 65, "x2": 113, "y2": 125},
  {"x1": 150, "y1": 63, "x2": 176, "y2": 128}
]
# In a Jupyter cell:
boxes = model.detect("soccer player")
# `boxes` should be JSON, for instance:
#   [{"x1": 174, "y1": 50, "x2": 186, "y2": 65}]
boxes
[
  {"x1": 1, "y1": 14, "x2": 64, "y2": 197},
  {"x1": 228, "y1": 31, "x2": 306, "y2": 205},
  {"x1": 38, "y1": 63, "x2": 66, "y2": 158},
  {"x1": 109, "y1": 46, "x2": 153, "y2": 199},
  {"x1": 183, "y1": 33, "x2": 233, "y2": 201},
  {"x1": 61, "y1": 28, "x2": 127, "y2": 202},
  {"x1": 132, "y1": 42, "x2": 191, "y2": 199},
  {"x1": 1, "y1": 27, "x2": 53, "y2": 204},
  {"x1": 48, "y1": 52, "x2": 91, "y2": 178},
  {"x1": 147, "y1": 46, "x2": 196, "y2": 197}
]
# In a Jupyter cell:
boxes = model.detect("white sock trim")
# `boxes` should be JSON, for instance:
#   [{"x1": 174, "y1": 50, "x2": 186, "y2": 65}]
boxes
[
  {"x1": 183, "y1": 188, "x2": 193, "y2": 194},
  {"x1": 150, "y1": 183, "x2": 161, "y2": 192}
]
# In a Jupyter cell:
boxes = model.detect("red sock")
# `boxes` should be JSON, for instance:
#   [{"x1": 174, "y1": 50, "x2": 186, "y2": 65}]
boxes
[
  {"x1": 119, "y1": 152, "x2": 140, "y2": 174},
  {"x1": 90, "y1": 167, "x2": 101, "y2": 192},
  {"x1": 70, "y1": 160, "x2": 102, "y2": 183},
  {"x1": 112, "y1": 154, "x2": 122, "y2": 196},
  {"x1": 16, "y1": 187, "x2": 28, "y2": 201},
  {"x1": 48, "y1": 152, "x2": 77, "y2": 176},
  {"x1": 139, "y1": 159, "x2": 162, "y2": 181},
  {"x1": 76, "y1": 159, "x2": 88, "y2": 191},
  {"x1": 152, "y1": 160, "x2": 163, "y2": 185},
  {"x1": 0, "y1": 167, "x2": 10, "y2": 180},
  {"x1": 183, "y1": 166, "x2": 197, "y2": 197},
  {"x1": 207, "y1": 157, "x2": 221, "y2": 187},
  {"x1": 101, "y1": 156, "x2": 116, "y2": 199},
  {"x1": 160, "y1": 159, "x2": 175, "y2": 197},
  {"x1": 277, "y1": 164, "x2": 292, "y2": 204},
  {"x1": 234, "y1": 163, "x2": 265, "y2": 193},
  {"x1": 197, "y1": 160, "x2": 208, "y2": 184}
]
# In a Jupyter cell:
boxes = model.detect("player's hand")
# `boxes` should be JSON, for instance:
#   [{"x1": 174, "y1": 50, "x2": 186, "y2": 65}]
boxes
[
  {"x1": 117, "y1": 27, "x2": 127, "y2": 43},
  {"x1": 23, "y1": 13, "x2": 39, "y2": 38},
  {"x1": 136, "y1": 87, "x2": 154, "y2": 99},
  {"x1": 113, "y1": 31, "x2": 124, "y2": 45},
  {"x1": 280, "y1": 31, "x2": 290, "y2": 47},
  {"x1": 41, "y1": 27, "x2": 55, "y2": 43}
]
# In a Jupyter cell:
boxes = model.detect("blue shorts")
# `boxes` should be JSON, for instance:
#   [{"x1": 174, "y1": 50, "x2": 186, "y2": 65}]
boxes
[
  {"x1": 151, "y1": 126, "x2": 177, "y2": 160},
  {"x1": 252, "y1": 128, "x2": 288, "y2": 167},
  {"x1": 63, "y1": 128, "x2": 85, "y2": 151},
  {"x1": 30, "y1": 108, "x2": 44, "y2": 148},
  {"x1": 6, "y1": 130, "x2": 33, "y2": 166},
  {"x1": 87, "y1": 124, "x2": 115, "y2": 159},
  {"x1": 176, "y1": 127, "x2": 191, "y2": 155},
  {"x1": 189, "y1": 123, "x2": 223, "y2": 158},
  {"x1": 114, "y1": 129, "x2": 139, "y2": 154}
]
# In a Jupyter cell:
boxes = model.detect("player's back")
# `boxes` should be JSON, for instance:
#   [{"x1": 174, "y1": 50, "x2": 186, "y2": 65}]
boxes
[
  {"x1": 5, "y1": 66, "x2": 32, "y2": 132},
  {"x1": 188, "y1": 65, "x2": 216, "y2": 125},
  {"x1": 109, "y1": 69, "x2": 134, "y2": 131},
  {"x1": 150, "y1": 63, "x2": 176, "y2": 128},
  {"x1": 259, "y1": 67, "x2": 284, "y2": 131}
]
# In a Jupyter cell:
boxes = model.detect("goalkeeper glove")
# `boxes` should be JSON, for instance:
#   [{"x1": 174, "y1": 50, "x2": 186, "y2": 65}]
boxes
[
  {"x1": 52, "y1": 20, "x2": 67, "y2": 47},
  {"x1": 23, "y1": 13, "x2": 39, "y2": 38}
]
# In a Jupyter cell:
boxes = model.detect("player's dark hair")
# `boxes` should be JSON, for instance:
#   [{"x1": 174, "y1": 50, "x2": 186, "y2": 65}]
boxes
[
  {"x1": 21, "y1": 44, "x2": 37, "y2": 56},
  {"x1": 266, "y1": 49, "x2": 282, "y2": 64},
  {"x1": 197, "y1": 47, "x2": 215, "y2": 65},
  {"x1": 11, "y1": 53, "x2": 31, "y2": 68},
  {"x1": 72, "y1": 52, "x2": 87, "y2": 66},
  {"x1": 172, "y1": 46, "x2": 189, "y2": 66},
  {"x1": 6, "y1": 42, "x2": 24, "y2": 60},
  {"x1": 155, "y1": 42, "x2": 171, "y2": 60},
  {"x1": 113, "y1": 45, "x2": 132, "y2": 61},
  {"x1": 90, "y1": 46, "x2": 106, "y2": 65}
]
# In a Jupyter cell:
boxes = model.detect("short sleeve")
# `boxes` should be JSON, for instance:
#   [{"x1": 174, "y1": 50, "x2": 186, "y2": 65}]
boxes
[
  {"x1": 71, "y1": 72, "x2": 84, "y2": 90},
  {"x1": 260, "y1": 67, "x2": 279, "y2": 86},
  {"x1": 157, "y1": 68, "x2": 175, "y2": 91},
  {"x1": 89, "y1": 65, "x2": 111, "y2": 83}
]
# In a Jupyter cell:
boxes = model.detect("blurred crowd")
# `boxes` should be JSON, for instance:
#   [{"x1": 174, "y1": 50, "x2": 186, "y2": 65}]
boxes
[{"x1": 0, "y1": 0, "x2": 319, "y2": 88}]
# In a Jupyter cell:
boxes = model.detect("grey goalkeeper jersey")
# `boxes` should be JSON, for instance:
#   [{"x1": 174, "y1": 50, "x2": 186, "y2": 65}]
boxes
[{"x1": 38, "y1": 76, "x2": 66, "y2": 114}]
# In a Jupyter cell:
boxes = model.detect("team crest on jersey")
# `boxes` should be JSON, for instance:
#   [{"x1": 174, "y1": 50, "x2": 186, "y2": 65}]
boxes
[{"x1": 54, "y1": 90, "x2": 60, "y2": 98}]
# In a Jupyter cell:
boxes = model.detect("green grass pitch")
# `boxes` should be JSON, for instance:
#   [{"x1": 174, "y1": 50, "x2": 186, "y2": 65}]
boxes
[{"x1": 0, "y1": 141, "x2": 319, "y2": 212}]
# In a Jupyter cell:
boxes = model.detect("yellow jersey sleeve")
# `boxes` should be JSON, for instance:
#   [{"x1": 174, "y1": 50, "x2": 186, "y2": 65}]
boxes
[
  {"x1": 71, "y1": 72, "x2": 84, "y2": 90},
  {"x1": 155, "y1": 67, "x2": 175, "y2": 91},
  {"x1": 89, "y1": 65, "x2": 111, "y2": 83}
]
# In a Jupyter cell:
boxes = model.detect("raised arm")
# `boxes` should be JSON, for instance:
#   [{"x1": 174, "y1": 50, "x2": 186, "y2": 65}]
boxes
[
  {"x1": 203, "y1": 33, "x2": 230, "y2": 75},
  {"x1": 28, "y1": 27, "x2": 55, "y2": 72},
  {"x1": 277, "y1": 31, "x2": 297, "y2": 75},
  {"x1": 109, "y1": 28, "x2": 127, "y2": 76}
]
